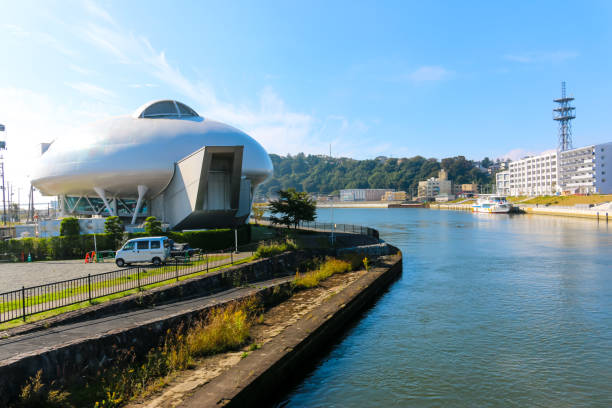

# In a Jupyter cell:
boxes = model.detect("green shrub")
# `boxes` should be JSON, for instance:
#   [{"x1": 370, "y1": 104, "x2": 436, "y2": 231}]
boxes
[
  {"x1": 254, "y1": 240, "x2": 297, "y2": 258},
  {"x1": 293, "y1": 258, "x2": 353, "y2": 289},
  {"x1": 144, "y1": 216, "x2": 163, "y2": 236},
  {"x1": 59, "y1": 217, "x2": 80, "y2": 237},
  {"x1": 127, "y1": 225, "x2": 251, "y2": 251}
]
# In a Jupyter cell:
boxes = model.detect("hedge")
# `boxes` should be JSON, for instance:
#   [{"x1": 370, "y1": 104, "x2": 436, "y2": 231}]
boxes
[
  {"x1": 0, "y1": 234, "x2": 117, "y2": 262},
  {"x1": 0, "y1": 225, "x2": 252, "y2": 262},
  {"x1": 127, "y1": 225, "x2": 251, "y2": 251}
]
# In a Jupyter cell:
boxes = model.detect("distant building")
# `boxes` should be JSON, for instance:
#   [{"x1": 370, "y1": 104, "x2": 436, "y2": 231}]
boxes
[
  {"x1": 507, "y1": 151, "x2": 558, "y2": 196},
  {"x1": 460, "y1": 183, "x2": 479, "y2": 194},
  {"x1": 496, "y1": 171, "x2": 510, "y2": 195},
  {"x1": 559, "y1": 142, "x2": 612, "y2": 194},
  {"x1": 339, "y1": 189, "x2": 394, "y2": 201},
  {"x1": 382, "y1": 191, "x2": 407, "y2": 201},
  {"x1": 418, "y1": 170, "x2": 452, "y2": 200}
]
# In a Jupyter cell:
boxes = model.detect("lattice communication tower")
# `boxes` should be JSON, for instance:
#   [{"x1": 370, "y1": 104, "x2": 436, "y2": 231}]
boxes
[{"x1": 553, "y1": 81, "x2": 575, "y2": 151}]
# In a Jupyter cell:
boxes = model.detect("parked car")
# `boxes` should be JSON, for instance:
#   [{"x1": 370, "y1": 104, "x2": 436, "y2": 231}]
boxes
[
  {"x1": 115, "y1": 236, "x2": 171, "y2": 267},
  {"x1": 170, "y1": 242, "x2": 199, "y2": 257}
]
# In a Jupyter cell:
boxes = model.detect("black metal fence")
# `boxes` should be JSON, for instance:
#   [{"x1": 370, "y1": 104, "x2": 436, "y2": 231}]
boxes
[
  {"x1": 259, "y1": 217, "x2": 379, "y2": 240},
  {"x1": 0, "y1": 221, "x2": 378, "y2": 324},
  {"x1": 0, "y1": 243, "x2": 262, "y2": 324}
]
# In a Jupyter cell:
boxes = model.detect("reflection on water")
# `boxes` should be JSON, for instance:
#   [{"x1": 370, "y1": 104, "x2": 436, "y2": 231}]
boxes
[{"x1": 277, "y1": 209, "x2": 612, "y2": 407}]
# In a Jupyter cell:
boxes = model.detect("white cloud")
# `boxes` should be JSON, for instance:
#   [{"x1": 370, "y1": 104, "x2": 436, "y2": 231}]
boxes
[
  {"x1": 2, "y1": 23, "x2": 75, "y2": 56},
  {"x1": 83, "y1": 0, "x2": 117, "y2": 26},
  {"x1": 78, "y1": 7, "x2": 366, "y2": 158},
  {"x1": 407, "y1": 66, "x2": 452, "y2": 82},
  {"x1": 128, "y1": 83, "x2": 158, "y2": 88},
  {"x1": 503, "y1": 51, "x2": 579, "y2": 63},
  {"x1": 66, "y1": 82, "x2": 116, "y2": 100}
]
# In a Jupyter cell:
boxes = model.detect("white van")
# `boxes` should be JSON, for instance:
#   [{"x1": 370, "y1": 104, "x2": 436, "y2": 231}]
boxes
[{"x1": 115, "y1": 236, "x2": 171, "y2": 267}]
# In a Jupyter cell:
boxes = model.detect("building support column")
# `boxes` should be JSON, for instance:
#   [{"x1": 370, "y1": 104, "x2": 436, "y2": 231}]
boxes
[
  {"x1": 94, "y1": 187, "x2": 115, "y2": 216},
  {"x1": 131, "y1": 185, "x2": 149, "y2": 225}
]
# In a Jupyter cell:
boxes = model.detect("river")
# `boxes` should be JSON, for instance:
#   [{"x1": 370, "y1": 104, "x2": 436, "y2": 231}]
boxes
[{"x1": 276, "y1": 208, "x2": 612, "y2": 407}]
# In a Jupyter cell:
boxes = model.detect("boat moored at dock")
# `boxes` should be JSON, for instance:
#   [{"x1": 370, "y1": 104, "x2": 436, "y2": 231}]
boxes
[{"x1": 472, "y1": 195, "x2": 512, "y2": 213}]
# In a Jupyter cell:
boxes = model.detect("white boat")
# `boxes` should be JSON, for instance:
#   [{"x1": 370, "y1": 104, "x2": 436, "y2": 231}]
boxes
[{"x1": 472, "y1": 195, "x2": 512, "y2": 213}]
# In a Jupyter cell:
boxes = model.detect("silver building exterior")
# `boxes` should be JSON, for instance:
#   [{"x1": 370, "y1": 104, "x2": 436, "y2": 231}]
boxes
[{"x1": 30, "y1": 100, "x2": 273, "y2": 229}]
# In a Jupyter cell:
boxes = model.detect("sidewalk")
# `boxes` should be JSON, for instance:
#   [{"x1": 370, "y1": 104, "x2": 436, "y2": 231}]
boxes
[{"x1": 0, "y1": 275, "x2": 291, "y2": 364}]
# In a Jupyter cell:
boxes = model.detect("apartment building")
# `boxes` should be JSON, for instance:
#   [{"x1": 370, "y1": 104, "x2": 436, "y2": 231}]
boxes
[
  {"x1": 496, "y1": 171, "x2": 510, "y2": 195},
  {"x1": 418, "y1": 169, "x2": 452, "y2": 199},
  {"x1": 559, "y1": 142, "x2": 612, "y2": 194},
  {"x1": 507, "y1": 151, "x2": 558, "y2": 196}
]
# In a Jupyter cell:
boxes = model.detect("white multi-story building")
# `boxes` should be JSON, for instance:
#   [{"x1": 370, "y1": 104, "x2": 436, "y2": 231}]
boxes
[
  {"x1": 496, "y1": 171, "x2": 510, "y2": 195},
  {"x1": 559, "y1": 142, "x2": 612, "y2": 194},
  {"x1": 507, "y1": 151, "x2": 559, "y2": 196}
]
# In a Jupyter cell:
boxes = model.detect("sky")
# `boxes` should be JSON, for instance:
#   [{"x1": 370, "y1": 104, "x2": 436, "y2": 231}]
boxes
[{"x1": 1, "y1": 0, "x2": 612, "y2": 202}]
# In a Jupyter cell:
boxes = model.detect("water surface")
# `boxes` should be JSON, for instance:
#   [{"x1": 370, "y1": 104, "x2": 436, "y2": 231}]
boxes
[{"x1": 278, "y1": 208, "x2": 612, "y2": 407}]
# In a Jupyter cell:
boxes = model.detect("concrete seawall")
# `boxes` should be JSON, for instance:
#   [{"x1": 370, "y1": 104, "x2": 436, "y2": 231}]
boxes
[
  {"x1": 430, "y1": 202, "x2": 612, "y2": 221},
  {"x1": 180, "y1": 250, "x2": 402, "y2": 408}
]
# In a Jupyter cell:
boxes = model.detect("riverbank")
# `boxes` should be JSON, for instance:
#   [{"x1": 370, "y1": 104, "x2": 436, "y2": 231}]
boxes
[
  {"x1": 172, "y1": 250, "x2": 402, "y2": 408},
  {"x1": 317, "y1": 201, "x2": 424, "y2": 208},
  {"x1": 430, "y1": 202, "x2": 612, "y2": 220}
]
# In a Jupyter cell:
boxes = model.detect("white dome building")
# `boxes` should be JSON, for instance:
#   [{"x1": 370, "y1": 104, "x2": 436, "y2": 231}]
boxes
[{"x1": 31, "y1": 100, "x2": 273, "y2": 229}]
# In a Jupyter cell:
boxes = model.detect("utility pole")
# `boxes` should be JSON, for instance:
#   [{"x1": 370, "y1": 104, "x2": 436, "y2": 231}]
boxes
[{"x1": 0, "y1": 123, "x2": 6, "y2": 226}]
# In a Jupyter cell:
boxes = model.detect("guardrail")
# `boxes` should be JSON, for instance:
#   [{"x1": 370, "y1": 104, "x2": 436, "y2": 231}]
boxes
[
  {"x1": 0, "y1": 241, "x2": 269, "y2": 324},
  {"x1": 258, "y1": 217, "x2": 379, "y2": 240}
]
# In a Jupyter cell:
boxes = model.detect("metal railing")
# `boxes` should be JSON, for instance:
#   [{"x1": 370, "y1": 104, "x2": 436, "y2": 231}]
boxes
[
  {"x1": 258, "y1": 217, "x2": 379, "y2": 239},
  {"x1": 0, "y1": 242, "x2": 267, "y2": 324},
  {"x1": 0, "y1": 218, "x2": 379, "y2": 324}
]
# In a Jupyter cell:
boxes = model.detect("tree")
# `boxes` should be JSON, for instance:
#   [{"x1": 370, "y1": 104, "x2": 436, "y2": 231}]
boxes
[
  {"x1": 104, "y1": 216, "x2": 124, "y2": 248},
  {"x1": 251, "y1": 203, "x2": 266, "y2": 223},
  {"x1": 481, "y1": 157, "x2": 492, "y2": 169},
  {"x1": 144, "y1": 216, "x2": 163, "y2": 235},
  {"x1": 269, "y1": 188, "x2": 316, "y2": 229},
  {"x1": 59, "y1": 217, "x2": 80, "y2": 237}
]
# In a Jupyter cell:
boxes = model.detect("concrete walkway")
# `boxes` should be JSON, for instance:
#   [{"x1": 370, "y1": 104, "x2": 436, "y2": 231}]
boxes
[{"x1": 0, "y1": 275, "x2": 291, "y2": 364}]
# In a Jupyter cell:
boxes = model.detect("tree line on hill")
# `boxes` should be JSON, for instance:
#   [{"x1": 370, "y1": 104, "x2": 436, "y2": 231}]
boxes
[{"x1": 255, "y1": 153, "x2": 493, "y2": 198}]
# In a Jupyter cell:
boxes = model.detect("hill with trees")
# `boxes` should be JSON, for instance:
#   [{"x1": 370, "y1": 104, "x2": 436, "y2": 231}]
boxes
[{"x1": 255, "y1": 153, "x2": 492, "y2": 198}]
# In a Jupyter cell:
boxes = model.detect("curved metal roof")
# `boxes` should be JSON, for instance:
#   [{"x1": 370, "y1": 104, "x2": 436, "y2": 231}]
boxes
[{"x1": 31, "y1": 101, "x2": 273, "y2": 198}]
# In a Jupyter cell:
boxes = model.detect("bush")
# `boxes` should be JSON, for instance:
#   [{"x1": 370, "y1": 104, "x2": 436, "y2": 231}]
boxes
[
  {"x1": 59, "y1": 218, "x2": 80, "y2": 237},
  {"x1": 144, "y1": 216, "x2": 163, "y2": 236},
  {"x1": 293, "y1": 258, "x2": 353, "y2": 289},
  {"x1": 104, "y1": 216, "x2": 124, "y2": 250},
  {"x1": 254, "y1": 240, "x2": 297, "y2": 258},
  {"x1": 127, "y1": 225, "x2": 251, "y2": 251},
  {"x1": 0, "y1": 234, "x2": 117, "y2": 262}
]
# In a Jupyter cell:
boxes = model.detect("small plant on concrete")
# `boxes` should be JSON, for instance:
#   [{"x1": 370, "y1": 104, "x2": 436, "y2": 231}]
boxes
[
  {"x1": 254, "y1": 240, "x2": 297, "y2": 259},
  {"x1": 363, "y1": 257, "x2": 369, "y2": 271},
  {"x1": 293, "y1": 258, "x2": 352, "y2": 289},
  {"x1": 15, "y1": 369, "x2": 72, "y2": 408}
]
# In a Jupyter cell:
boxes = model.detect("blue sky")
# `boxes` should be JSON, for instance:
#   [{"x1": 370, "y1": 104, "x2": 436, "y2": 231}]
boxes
[{"x1": 1, "y1": 0, "x2": 612, "y2": 195}]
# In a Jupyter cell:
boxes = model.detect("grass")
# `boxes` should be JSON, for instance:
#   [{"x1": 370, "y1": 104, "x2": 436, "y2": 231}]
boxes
[
  {"x1": 14, "y1": 298, "x2": 262, "y2": 408},
  {"x1": 0, "y1": 254, "x2": 230, "y2": 314},
  {"x1": 0, "y1": 255, "x2": 256, "y2": 331},
  {"x1": 253, "y1": 240, "x2": 297, "y2": 258},
  {"x1": 521, "y1": 194, "x2": 612, "y2": 206},
  {"x1": 293, "y1": 258, "x2": 353, "y2": 289}
]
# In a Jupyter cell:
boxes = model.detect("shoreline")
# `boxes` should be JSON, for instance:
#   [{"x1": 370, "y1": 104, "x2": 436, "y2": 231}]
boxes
[
  {"x1": 317, "y1": 201, "x2": 612, "y2": 222},
  {"x1": 431, "y1": 202, "x2": 612, "y2": 221}
]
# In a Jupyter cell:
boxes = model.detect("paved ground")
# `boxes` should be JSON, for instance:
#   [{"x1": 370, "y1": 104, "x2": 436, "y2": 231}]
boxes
[
  {"x1": 0, "y1": 252, "x2": 251, "y2": 294},
  {"x1": 0, "y1": 259, "x2": 123, "y2": 293},
  {"x1": 0, "y1": 275, "x2": 292, "y2": 363}
]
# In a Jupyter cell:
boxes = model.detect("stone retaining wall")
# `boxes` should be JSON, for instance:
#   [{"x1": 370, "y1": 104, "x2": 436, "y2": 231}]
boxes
[{"x1": 180, "y1": 250, "x2": 403, "y2": 408}]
